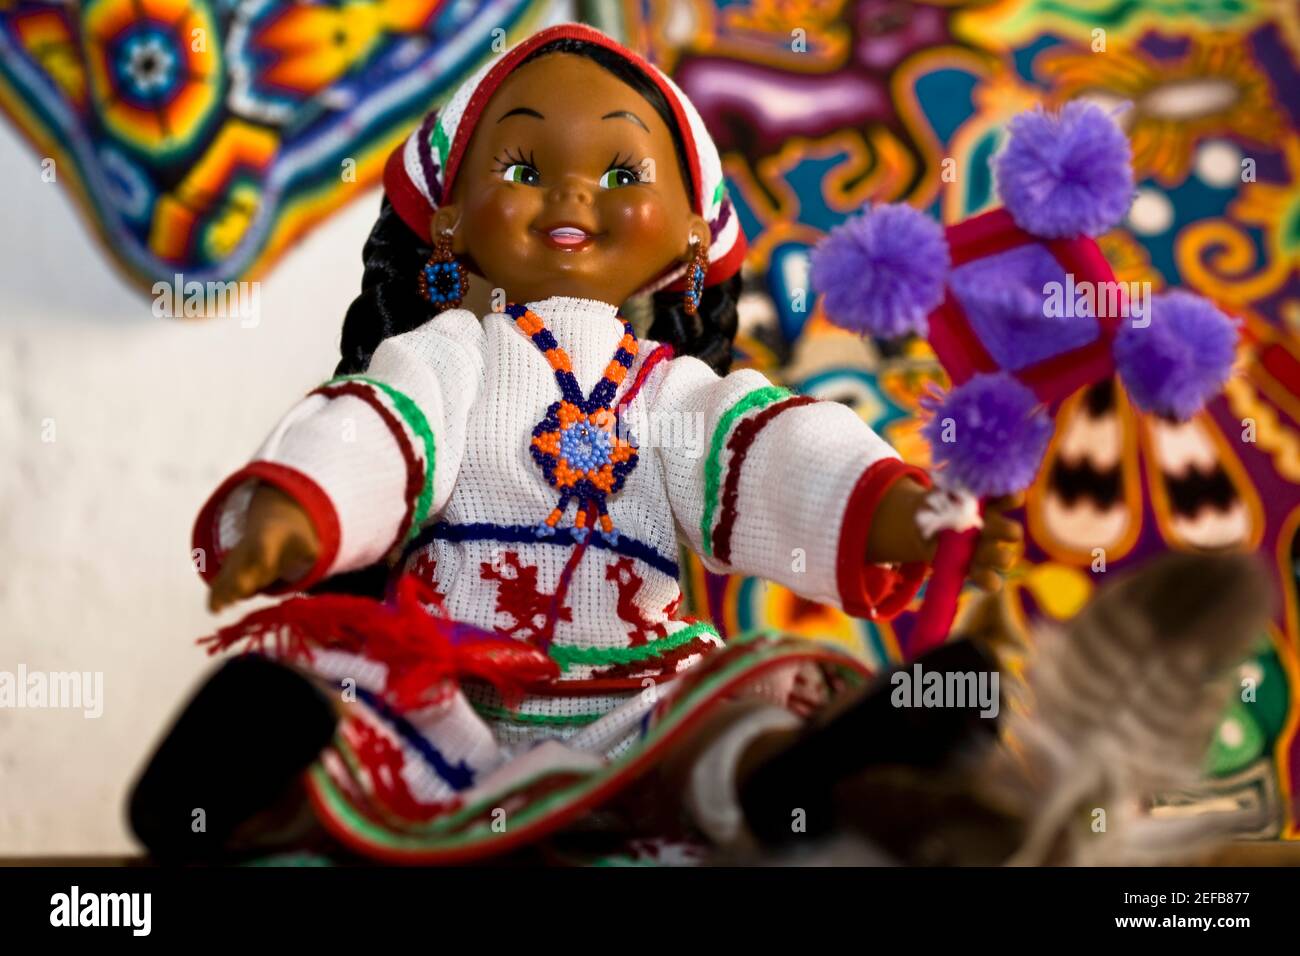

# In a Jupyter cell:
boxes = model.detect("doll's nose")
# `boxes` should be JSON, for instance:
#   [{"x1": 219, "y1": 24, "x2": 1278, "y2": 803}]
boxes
[{"x1": 548, "y1": 174, "x2": 594, "y2": 206}]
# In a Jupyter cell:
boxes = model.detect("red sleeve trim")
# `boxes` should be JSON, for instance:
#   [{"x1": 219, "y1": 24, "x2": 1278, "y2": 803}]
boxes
[
  {"x1": 191, "y1": 461, "x2": 342, "y2": 595},
  {"x1": 836, "y1": 458, "x2": 932, "y2": 620}
]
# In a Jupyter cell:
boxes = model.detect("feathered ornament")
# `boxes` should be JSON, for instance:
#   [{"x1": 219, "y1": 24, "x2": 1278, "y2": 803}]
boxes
[
  {"x1": 991, "y1": 552, "x2": 1274, "y2": 865},
  {"x1": 740, "y1": 553, "x2": 1274, "y2": 866}
]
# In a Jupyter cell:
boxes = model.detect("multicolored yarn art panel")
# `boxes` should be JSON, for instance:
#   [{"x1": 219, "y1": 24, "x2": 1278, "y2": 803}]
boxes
[
  {"x1": 589, "y1": 0, "x2": 1300, "y2": 838},
  {"x1": 0, "y1": 0, "x2": 549, "y2": 289}
]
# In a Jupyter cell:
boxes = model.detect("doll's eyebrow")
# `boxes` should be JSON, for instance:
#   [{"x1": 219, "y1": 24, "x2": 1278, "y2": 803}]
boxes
[
  {"x1": 602, "y1": 110, "x2": 649, "y2": 132},
  {"x1": 497, "y1": 107, "x2": 544, "y2": 122}
]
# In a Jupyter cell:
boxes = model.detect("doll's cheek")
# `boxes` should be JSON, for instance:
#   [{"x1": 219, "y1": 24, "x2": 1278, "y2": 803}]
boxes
[
  {"x1": 474, "y1": 188, "x2": 540, "y2": 230},
  {"x1": 616, "y1": 193, "x2": 668, "y2": 225},
  {"x1": 462, "y1": 188, "x2": 543, "y2": 257},
  {"x1": 605, "y1": 195, "x2": 678, "y2": 244}
]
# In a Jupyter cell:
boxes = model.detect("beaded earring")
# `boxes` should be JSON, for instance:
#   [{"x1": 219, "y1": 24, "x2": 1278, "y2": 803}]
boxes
[
  {"x1": 418, "y1": 227, "x2": 468, "y2": 312},
  {"x1": 683, "y1": 235, "x2": 708, "y2": 316}
]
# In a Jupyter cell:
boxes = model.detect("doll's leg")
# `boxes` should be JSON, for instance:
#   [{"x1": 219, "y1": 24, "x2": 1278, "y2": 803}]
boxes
[
  {"x1": 672, "y1": 639, "x2": 1001, "y2": 852},
  {"x1": 128, "y1": 654, "x2": 339, "y2": 862}
]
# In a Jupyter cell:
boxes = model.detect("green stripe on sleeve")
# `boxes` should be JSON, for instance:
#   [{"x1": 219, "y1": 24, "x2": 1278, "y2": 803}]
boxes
[
  {"x1": 700, "y1": 385, "x2": 790, "y2": 556},
  {"x1": 331, "y1": 375, "x2": 437, "y2": 540}
]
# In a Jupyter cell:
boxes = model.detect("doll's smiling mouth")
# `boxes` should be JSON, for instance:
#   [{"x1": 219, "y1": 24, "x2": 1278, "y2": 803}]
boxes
[{"x1": 536, "y1": 224, "x2": 601, "y2": 251}]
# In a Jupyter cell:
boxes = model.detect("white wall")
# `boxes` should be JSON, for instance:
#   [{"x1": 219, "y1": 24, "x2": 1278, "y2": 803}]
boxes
[{"x1": 0, "y1": 117, "x2": 384, "y2": 855}]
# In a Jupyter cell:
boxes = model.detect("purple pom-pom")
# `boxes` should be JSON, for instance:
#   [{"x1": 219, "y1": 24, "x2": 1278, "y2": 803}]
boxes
[
  {"x1": 811, "y1": 203, "x2": 950, "y2": 338},
  {"x1": 1114, "y1": 290, "x2": 1237, "y2": 420},
  {"x1": 922, "y1": 373, "x2": 1052, "y2": 497},
  {"x1": 996, "y1": 101, "x2": 1133, "y2": 238}
]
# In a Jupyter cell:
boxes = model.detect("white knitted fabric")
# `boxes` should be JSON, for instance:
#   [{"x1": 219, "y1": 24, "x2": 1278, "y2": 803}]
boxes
[{"x1": 207, "y1": 296, "x2": 903, "y2": 734}]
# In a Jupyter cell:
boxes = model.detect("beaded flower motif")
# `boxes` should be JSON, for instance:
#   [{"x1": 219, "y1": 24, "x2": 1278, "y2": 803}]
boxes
[{"x1": 507, "y1": 304, "x2": 639, "y2": 543}]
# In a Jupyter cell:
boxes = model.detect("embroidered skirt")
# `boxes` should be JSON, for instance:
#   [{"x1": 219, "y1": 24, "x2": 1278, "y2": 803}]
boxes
[{"x1": 287, "y1": 632, "x2": 870, "y2": 864}]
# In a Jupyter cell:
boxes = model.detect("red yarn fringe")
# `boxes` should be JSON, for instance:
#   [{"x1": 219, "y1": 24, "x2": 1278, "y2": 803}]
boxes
[{"x1": 198, "y1": 575, "x2": 560, "y2": 711}]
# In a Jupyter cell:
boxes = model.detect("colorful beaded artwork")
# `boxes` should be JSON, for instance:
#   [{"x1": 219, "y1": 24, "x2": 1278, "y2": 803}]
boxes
[
  {"x1": 507, "y1": 304, "x2": 639, "y2": 543},
  {"x1": 0, "y1": 0, "x2": 548, "y2": 290}
]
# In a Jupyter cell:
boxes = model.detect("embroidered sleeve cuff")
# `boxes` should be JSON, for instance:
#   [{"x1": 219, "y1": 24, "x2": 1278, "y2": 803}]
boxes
[
  {"x1": 192, "y1": 461, "x2": 342, "y2": 595},
  {"x1": 836, "y1": 458, "x2": 931, "y2": 620}
]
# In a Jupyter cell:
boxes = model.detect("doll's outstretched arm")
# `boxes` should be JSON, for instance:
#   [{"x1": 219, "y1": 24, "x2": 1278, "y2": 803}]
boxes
[
  {"x1": 194, "y1": 309, "x2": 485, "y2": 608},
  {"x1": 650, "y1": 355, "x2": 931, "y2": 620}
]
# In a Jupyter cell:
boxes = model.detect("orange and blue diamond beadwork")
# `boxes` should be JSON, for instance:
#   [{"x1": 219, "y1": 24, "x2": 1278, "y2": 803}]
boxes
[{"x1": 507, "y1": 304, "x2": 639, "y2": 543}]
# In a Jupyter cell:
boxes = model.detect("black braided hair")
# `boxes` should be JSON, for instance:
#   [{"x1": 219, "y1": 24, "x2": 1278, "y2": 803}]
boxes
[
  {"x1": 335, "y1": 38, "x2": 739, "y2": 376},
  {"x1": 648, "y1": 272, "x2": 741, "y2": 374},
  {"x1": 336, "y1": 196, "x2": 433, "y2": 376}
]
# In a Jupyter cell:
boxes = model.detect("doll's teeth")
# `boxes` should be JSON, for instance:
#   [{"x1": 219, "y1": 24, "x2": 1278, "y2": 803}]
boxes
[{"x1": 550, "y1": 227, "x2": 588, "y2": 244}]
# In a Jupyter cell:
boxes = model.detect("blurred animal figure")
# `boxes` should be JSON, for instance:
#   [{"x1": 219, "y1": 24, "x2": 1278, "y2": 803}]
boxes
[
  {"x1": 994, "y1": 551, "x2": 1273, "y2": 865},
  {"x1": 741, "y1": 552, "x2": 1275, "y2": 866}
]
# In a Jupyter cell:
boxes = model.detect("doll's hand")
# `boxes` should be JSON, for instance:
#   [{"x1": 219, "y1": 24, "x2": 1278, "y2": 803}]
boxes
[
  {"x1": 208, "y1": 483, "x2": 320, "y2": 613},
  {"x1": 865, "y1": 481, "x2": 1023, "y2": 592},
  {"x1": 865, "y1": 478, "x2": 936, "y2": 566},
  {"x1": 965, "y1": 493, "x2": 1023, "y2": 592}
]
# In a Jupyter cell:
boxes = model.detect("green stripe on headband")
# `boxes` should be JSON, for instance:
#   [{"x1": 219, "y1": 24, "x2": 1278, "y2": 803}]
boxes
[
  {"x1": 700, "y1": 385, "x2": 790, "y2": 556},
  {"x1": 430, "y1": 118, "x2": 451, "y2": 173},
  {"x1": 711, "y1": 181, "x2": 725, "y2": 211}
]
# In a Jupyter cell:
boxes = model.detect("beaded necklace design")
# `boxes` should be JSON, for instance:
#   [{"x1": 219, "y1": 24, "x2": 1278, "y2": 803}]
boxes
[{"x1": 507, "y1": 304, "x2": 639, "y2": 543}]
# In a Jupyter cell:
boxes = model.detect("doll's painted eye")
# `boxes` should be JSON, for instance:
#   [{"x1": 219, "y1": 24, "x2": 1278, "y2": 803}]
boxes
[
  {"x1": 599, "y1": 167, "x2": 639, "y2": 189},
  {"x1": 502, "y1": 164, "x2": 540, "y2": 186}
]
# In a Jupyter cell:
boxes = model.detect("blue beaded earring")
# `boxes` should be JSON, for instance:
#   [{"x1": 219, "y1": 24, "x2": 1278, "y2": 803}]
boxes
[
  {"x1": 418, "y1": 227, "x2": 468, "y2": 312},
  {"x1": 684, "y1": 235, "x2": 708, "y2": 316}
]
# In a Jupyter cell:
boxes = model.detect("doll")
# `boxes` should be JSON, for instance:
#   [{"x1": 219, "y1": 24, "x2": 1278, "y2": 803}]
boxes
[{"x1": 128, "y1": 23, "x2": 1021, "y2": 864}]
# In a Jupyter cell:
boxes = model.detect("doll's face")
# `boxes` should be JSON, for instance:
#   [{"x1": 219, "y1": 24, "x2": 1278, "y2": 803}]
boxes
[{"x1": 438, "y1": 53, "x2": 708, "y2": 306}]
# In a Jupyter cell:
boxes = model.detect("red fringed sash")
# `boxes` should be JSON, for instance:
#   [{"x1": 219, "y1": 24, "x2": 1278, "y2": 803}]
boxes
[{"x1": 198, "y1": 575, "x2": 560, "y2": 711}]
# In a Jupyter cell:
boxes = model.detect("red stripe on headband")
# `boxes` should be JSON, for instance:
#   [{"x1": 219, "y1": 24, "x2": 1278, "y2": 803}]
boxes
[{"x1": 385, "y1": 147, "x2": 435, "y2": 241}]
